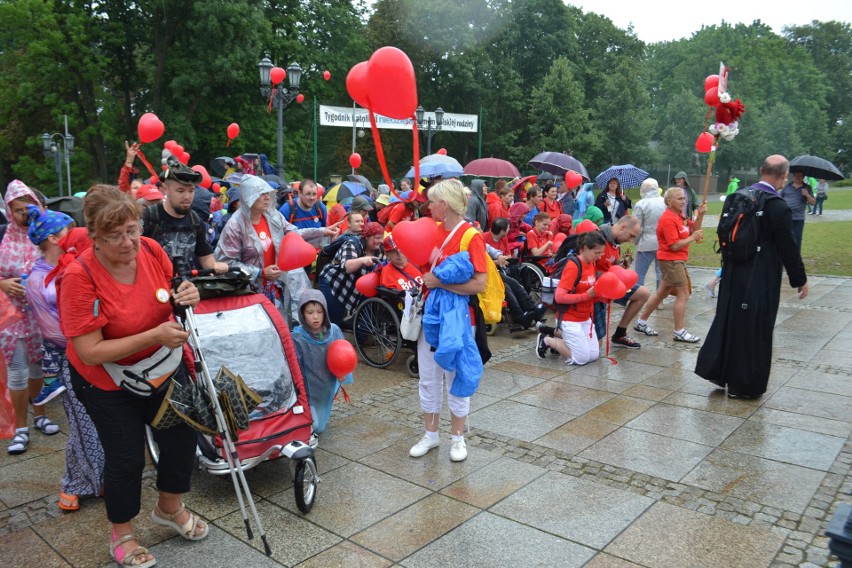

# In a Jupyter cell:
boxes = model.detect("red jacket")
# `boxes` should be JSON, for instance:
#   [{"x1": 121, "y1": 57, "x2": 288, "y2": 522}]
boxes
[{"x1": 486, "y1": 192, "x2": 508, "y2": 230}]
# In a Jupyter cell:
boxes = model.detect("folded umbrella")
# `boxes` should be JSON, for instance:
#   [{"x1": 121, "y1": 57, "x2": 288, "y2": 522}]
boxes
[
  {"x1": 528, "y1": 152, "x2": 590, "y2": 180},
  {"x1": 789, "y1": 155, "x2": 844, "y2": 181},
  {"x1": 463, "y1": 158, "x2": 521, "y2": 178},
  {"x1": 405, "y1": 153, "x2": 464, "y2": 179},
  {"x1": 595, "y1": 164, "x2": 649, "y2": 190}
]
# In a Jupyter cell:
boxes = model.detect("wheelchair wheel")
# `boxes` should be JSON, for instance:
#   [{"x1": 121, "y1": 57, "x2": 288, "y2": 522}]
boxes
[
  {"x1": 485, "y1": 323, "x2": 497, "y2": 336},
  {"x1": 406, "y1": 354, "x2": 419, "y2": 378},
  {"x1": 518, "y1": 262, "x2": 545, "y2": 304},
  {"x1": 352, "y1": 297, "x2": 403, "y2": 368}
]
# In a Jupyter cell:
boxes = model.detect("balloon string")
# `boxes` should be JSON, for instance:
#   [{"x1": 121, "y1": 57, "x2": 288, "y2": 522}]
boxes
[
  {"x1": 226, "y1": 138, "x2": 231, "y2": 148},
  {"x1": 267, "y1": 91, "x2": 274, "y2": 113},
  {"x1": 605, "y1": 302, "x2": 617, "y2": 365},
  {"x1": 702, "y1": 108, "x2": 713, "y2": 131},
  {"x1": 369, "y1": 111, "x2": 400, "y2": 201},
  {"x1": 412, "y1": 119, "x2": 420, "y2": 197},
  {"x1": 135, "y1": 149, "x2": 159, "y2": 180}
]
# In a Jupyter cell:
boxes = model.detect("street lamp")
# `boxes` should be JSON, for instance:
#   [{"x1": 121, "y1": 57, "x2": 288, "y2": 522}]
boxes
[
  {"x1": 41, "y1": 117, "x2": 74, "y2": 197},
  {"x1": 258, "y1": 56, "x2": 302, "y2": 178},
  {"x1": 415, "y1": 105, "x2": 444, "y2": 155}
]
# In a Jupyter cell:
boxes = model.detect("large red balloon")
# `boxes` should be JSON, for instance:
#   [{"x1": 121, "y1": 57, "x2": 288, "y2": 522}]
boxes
[
  {"x1": 366, "y1": 47, "x2": 417, "y2": 120},
  {"x1": 323, "y1": 70, "x2": 331, "y2": 81},
  {"x1": 327, "y1": 339, "x2": 357, "y2": 379},
  {"x1": 270, "y1": 67, "x2": 286, "y2": 85},
  {"x1": 277, "y1": 232, "x2": 317, "y2": 271},
  {"x1": 594, "y1": 272, "x2": 627, "y2": 300},
  {"x1": 564, "y1": 170, "x2": 583, "y2": 188},
  {"x1": 191, "y1": 165, "x2": 212, "y2": 189},
  {"x1": 704, "y1": 74, "x2": 720, "y2": 92},
  {"x1": 137, "y1": 113, "x2": 165, "y2": 144},
  {"x1": 349, "y1": 152, "x2": 362, "y2": 169},
  {"x1": 695, "y1": 132, "x2": 714, "y2": 153},
  {"x1": 608, "y1": 265, "x2": 638, "y2": 289},
  {"x1": 704, "y1": 87, "x2": 720, "y2": 107},
  {"x1": 355, "y1": 271, "x2": 379, "y2": 297},
  {"x1": 436, "y1": 148, "x2": 447, "y2": 155},
  {"x1": 227, "y1": 123, "x2": 240, "y2": 140},
  {"x1": 346, "y1": 61, "x2": 371, "y2": 109},
  {"x1": 575, "y1": 219, "x2": 599, "y2": 234},
  {"x1": 392, "y1": 217, "x2": 439, "y2": 266}
]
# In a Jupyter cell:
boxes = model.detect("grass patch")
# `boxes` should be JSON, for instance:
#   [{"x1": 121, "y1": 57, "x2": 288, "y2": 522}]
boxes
[
  {"x1": 621, "y1": 219, "x2": 852, "y2": 276},
  {"x1": 622, "y1": 187, "x2": 852, "y2": 216}
]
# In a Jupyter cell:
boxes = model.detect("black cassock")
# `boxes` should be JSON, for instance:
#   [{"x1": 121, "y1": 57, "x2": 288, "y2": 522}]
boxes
[{"x1": 695, "y1": 193, "x2": 806, "y2": 397}]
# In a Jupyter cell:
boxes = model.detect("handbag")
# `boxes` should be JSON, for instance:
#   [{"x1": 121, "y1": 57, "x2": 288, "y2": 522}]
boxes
[
  {"x1": 400, "y1": 289, "x2": 425, "y2": 341},
  {"x1": 103, "y1": 345, "x2": 183, "y2": 398}
]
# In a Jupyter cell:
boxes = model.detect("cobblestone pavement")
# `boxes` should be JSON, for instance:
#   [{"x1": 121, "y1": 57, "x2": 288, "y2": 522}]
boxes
[{"x1": 1, "y1": 267, "x2": 850, "y2": 567}]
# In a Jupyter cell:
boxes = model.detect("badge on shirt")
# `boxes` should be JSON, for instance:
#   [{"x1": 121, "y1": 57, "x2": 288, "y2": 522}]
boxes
[
  {"x1": 258, "y1": 231, "x2": 268, "y2": 240},
  {"x1": 155, "y1": 288, "x2": 170, "y2": 304}
]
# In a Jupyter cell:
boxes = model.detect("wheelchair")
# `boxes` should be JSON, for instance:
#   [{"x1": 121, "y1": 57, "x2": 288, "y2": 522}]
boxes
[
  {"x1": 483, "y1": 256, "x2": 547, "y2": 336},
  {"x1": 350, "y1": 286, "x2": 418, "y2": 378}
]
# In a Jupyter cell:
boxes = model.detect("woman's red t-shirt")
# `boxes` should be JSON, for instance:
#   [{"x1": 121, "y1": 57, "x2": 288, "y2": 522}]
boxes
[
  {"x1": 60, "y1": 237, "x2": 174, "y2": 391},
  {"x1": 556, "y1": 257, "x2": 597, "y2": 322},
  {"x1": 538, "y1": 198, "x2": 561, "y2": 220},
  {"x1": 656, "y1": 208, "x2": 692, "y2": 261}
]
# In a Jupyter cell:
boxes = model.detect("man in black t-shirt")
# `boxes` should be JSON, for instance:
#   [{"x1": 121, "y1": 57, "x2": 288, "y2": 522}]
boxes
[{"x1": 143, "y1": 163, "x2": 229, "y2": 273}]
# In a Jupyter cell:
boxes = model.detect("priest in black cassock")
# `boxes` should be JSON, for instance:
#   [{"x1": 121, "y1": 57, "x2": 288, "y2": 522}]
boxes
[{"x1": 695, "y1": 155, "x2": 809, "y2": 399}]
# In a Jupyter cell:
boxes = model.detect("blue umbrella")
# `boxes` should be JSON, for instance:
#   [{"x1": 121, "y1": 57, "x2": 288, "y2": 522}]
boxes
[
  {"x1": 595, "y1": 164, "x2": 649, "y2": 190},
  {"x1": 405, "y1": 154, "x2": 464, "y2": 179}
]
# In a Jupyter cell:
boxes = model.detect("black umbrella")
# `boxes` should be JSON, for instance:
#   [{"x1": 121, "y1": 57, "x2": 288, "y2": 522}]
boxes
[
  {"x1": 210, "y1": 156, "x2": 236, "y2": 177},
  {"x1": 536, "y1": 171, "x2": 556, "y2": 181},
  {"x1": 261, "y1": 174, "x2": 290, "y2": 190},
  {"x1": 789, "y1": 155, "x2": 844, "y2": 181},
  {"x1": 528, "y1": 152, "x2": 590, "y2": 180}
]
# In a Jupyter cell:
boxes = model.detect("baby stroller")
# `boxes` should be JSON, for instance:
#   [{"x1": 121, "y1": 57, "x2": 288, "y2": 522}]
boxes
[{"x1": 146, "y1": 272, "x2": 318, "y2": 516}]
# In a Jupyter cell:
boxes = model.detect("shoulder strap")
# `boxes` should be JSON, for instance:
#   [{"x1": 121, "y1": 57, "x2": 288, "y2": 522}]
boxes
[
  {"x1": 288, "y1": 194, "x2": 296, "y2": 225},
  {"x1": 142, "y1": 204, "x2": 160, "y2": 241},
  {"x1": 188, "y1": 209, "x2": 201, "y2": 231},
  {"x1": 460, "y1": 226, "x2": 477, "y2": 251}
]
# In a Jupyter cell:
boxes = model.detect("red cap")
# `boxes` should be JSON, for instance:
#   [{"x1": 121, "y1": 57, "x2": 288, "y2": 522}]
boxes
[
  {"x1": 136, "y1": 184, "x2": 164, "y2": 202},
  {"x1": 383, "y1": 235, "x2": 397, "y2": 252}
]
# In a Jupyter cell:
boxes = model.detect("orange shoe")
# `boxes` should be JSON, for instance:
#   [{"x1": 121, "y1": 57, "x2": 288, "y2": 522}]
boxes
[{"x1": 58, "y1": 492, "x2": 79, "y2": 511}]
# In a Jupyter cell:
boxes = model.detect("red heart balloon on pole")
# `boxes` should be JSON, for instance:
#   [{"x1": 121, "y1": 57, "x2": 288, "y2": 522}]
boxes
[
  {"x1": 191, "y1": 165, "x2": 212, "y2": 189},
  {"x1": 270, "y1": 67, "x2": 286, "y2": 85},
  {"x1": 594, "y1": 272, "x2": 627, "y2": 300},
  {"x1": 137, "y1": 113, "x2": 165, "y2": 144},
  {"x1": 392, "y1": 217, "x2": 439, "y2": 266},
  {"x1": 327, "y1": 339, "x2": 357, "y2": 379},
  {"x1": 695, "y1": 132, "x2": 714, "y2": 153},
  {"x1": 355, "y1": 271, "x2": 379, "y2": 297},
  {"x1": 349, "y1": 153, "x2": 362, "y2": 169},
  {"x1": 346, "y1": 61, "x2": 371, "y2": 109},
  {"x1": 366, "y1": 47, "x2": 417, "y2": 120},
  {"x1": 277, "y1": 232, "x2": 318, "y2": 271}
]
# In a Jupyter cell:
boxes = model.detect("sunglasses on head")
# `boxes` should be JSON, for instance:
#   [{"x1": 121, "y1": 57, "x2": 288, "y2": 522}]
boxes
[{"x1": 162, "y1": 168, "x2": 202, "y2": 184}]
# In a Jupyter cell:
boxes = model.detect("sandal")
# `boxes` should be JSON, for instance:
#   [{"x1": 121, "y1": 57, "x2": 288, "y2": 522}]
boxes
[
  {"x1": 150, "y1": 502, "x2": 209, "y2": 541},
  {"x1": 7, "y1": 428, "x2": 29, "y2": 455},
  {"x1": 59, "y1": 492, "x2": 80, "y2": 511},
  {"x1": 110, "y1": 532, "x2": 156, "y2": 568},
  {"x1": 34, "y1": 415, "x2": 60, "y2": 435}
]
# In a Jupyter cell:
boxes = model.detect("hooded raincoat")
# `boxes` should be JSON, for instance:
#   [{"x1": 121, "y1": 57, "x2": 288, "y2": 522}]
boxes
[
  {"x1": 291, "y1": 289, "x2": 352, "y2": 433},
  {"x1": 466, "y1": 180, "x2": 488, "y2": 229},
  {"x1": 632, "y1": 184, "x2": 666, "y2": 253}
]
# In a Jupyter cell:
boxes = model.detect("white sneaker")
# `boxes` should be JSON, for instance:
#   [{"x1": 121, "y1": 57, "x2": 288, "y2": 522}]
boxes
[
  {"x1": 409, "y1": 435, "x2": 439, "y2": 457},
  {"x1": 450, "y1": 438, "x2": 468, "y2": 462}
]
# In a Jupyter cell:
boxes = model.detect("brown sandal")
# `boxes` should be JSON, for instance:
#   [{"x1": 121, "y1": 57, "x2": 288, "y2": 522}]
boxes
[
  {"x1": 110, "y1": 533, "x2": 156, "y2": 568},
  {"x1": 150, "y1": 502, "x2": 209, "y2": 541}
]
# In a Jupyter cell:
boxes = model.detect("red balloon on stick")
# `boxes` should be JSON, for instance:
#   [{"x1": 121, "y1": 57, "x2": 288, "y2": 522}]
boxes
[
  {"x1": 704, "y1": 87, "x2": 720, "y2": 107},
  {"x1": 366, "y1": 47, "x2": 418, "y2": 120},
  {"x1": 575, "y1": 219, "x2": 599, "y2": 234},
  {"x1": 355, "y1": 271, "x2": 379, "y2": 297},
  {"x1": 191, "y1": 165, "x2": 212, "y2": 189},
  {"x1": 392, "y1": 217, "x2": 439, "y2": 265},
  {"x1": 277, "y1": 232, "x2": 318, "y2": 271},
  {"x1": 137, "y1": 113, "x2": 165, "y2": 144},
  {"x1": 270, "y1": 67, "x2": 286, "y2": 85},
  {"x1": 349, "y1": 152, "x2": 362, "y2": 169},
  {"x1": 323, "y1": 70, "x2": 331, "y2": 81},
  {"x1": 594, "y1": 272, "x2": 627, "y2": 300},
  {"x1": 327, "y1": 339, "x2": 358, "y2": 379},
  {"x1": 695, "y1": 132, "x2": 714, "y2": 153},
  {"x1": 704, "y1": 74, "x2": 720, "y2": 92},
  {"x1": 436, "y1": 148, "x2": 447, "y2": 155},
  {"x1": 346, "y1": 61, "x2": 371, "y2": 109},
  {"x1": 296, "y1": 93, "x2": 305, "y2": 104},
  {"x1": 564, "y1": 170, "x2": 583, "y2": 188}
]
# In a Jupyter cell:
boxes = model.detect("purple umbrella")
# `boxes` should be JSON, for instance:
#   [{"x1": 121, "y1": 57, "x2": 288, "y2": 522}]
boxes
[{"x1": 528, "y1": 152, "x2": 590, "y2": 180}]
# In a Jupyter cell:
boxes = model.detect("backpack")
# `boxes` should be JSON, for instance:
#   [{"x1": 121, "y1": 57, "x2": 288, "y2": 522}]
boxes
[
  {"x1": 548, "y1": 234, "x2": 581, "y2": 276},
  {"x1": 715, "y1": 187, "x2": 779, "y2": 262},
  {"x1": 460, "y1": 227, "x2": 505, "y2": 325},
  {"x1": 142, "y1": 203, "x2": 203, "y2": 244},
  {"x1": 315, "y1": 234, "x2": 363, "y2": 279},
  {"x1": 284, "y1": 195, "x2": 323, "y2": 226}
]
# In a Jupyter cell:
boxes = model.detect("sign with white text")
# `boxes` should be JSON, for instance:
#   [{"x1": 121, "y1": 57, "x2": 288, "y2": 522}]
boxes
[{"x1": 319, "y1": 105, "x2": 478, "y2": 133}]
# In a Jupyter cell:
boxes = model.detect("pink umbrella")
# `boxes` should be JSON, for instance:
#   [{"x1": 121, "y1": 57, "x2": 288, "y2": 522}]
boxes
[{"x1": 463, "y1": 158, "x2": 521, "y2": 178}]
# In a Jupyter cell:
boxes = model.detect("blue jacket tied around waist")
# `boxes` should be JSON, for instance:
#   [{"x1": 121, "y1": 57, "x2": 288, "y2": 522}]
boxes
[{"x1": 423, "y1": 251, "x2": 483, "y2": 397}]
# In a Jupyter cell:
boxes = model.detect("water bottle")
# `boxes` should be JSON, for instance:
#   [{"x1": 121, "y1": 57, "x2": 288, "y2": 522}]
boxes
[{"x1": 20, "y1": 273, "x2": 29, "y2": 312}]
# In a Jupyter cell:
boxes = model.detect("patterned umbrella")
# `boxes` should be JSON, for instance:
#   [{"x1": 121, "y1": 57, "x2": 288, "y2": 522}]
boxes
[
  {"x1": 595, "y1": 164, "x2": 649, "y2": 190},
  {"x1": 404, "y1": 154, "x2": 464, "y2": 179},
  {"x1": 322, "y1": 181, "x2": 368, "y2": 203},
  {"x1": 789, "y1": 155, "x2": 844, "y2": 181},
  {"x1": 528, "y1": 152, "x2": 590, "y2": 180},
  {"x1": 463, "y1": 158, "x2": 521, "y2": 178}
]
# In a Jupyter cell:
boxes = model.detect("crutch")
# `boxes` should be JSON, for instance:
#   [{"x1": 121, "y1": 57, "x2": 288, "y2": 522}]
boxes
[{"x1": 172, "y1": 265, "x2": 272, "y2": 556}]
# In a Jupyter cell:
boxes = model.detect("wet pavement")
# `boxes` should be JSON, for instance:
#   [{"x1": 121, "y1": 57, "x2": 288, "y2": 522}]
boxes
[{"x1": 1, "y1": 266, "x2": 850, "y2": 567}]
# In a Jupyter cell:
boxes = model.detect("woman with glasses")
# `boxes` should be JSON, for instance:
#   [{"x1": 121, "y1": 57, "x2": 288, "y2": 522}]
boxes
[{"x1": 59, "y1": 185, "x2": 207, "y2": 568}]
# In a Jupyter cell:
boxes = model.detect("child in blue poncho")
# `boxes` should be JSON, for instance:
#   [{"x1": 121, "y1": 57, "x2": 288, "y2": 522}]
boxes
[{"x1": 291, "y1": 289, "x2": 353, "y2": 434}]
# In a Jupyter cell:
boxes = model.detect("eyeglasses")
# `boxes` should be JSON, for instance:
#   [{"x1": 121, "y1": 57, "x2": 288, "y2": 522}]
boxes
[
  {"x1": 162, "y1": 168, "x2": 202, "y2": 184},
  {"x1": 99, "y1": 224, "x2": 143, "y2": 245}
]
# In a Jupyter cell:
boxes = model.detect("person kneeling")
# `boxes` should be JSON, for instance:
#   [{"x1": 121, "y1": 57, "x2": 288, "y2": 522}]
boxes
[{"x1": 535, "y1": 231, "x2": 606, "y2": 366}]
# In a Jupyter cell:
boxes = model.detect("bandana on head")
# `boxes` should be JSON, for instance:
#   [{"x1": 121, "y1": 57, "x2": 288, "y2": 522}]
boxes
[
  {"x1": 362, "y1": 222, "x2": 384, "y2": 239},
  {"x1": 26, "y1": 205, "x2": 73, "y2": 246}
]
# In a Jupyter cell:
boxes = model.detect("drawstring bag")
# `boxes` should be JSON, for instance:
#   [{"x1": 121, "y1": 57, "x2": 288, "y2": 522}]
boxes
[{"x1": 400, "y1": 289, "x2": 425, "y2": 341}]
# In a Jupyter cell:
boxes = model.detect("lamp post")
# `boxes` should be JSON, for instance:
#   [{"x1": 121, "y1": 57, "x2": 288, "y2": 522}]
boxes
[
  {"x1": 41, "y1": 116, "x2": 75, "y2": 197},
  {"x1": 415, "y1": 105, "x2": 444, "y2": 155},
  {"x1": 258, "y1": 57, "x2": 302, "y2": 179}
]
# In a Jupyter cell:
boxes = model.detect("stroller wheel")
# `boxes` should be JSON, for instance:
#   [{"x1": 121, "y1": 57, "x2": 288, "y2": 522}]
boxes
[
  {"x1": 294, "y1": 457, "x2": 318, "y2": 514},
  {"x1": 406, "y1": 354, "x2": 418, "y2": 378}
]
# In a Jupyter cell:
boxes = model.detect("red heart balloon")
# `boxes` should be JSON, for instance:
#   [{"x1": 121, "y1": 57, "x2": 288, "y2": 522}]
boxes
[
  {"x1": 191, "y1": 165, "x2": 212, "y2": 189},
  {"x1": 608, "y1": 265, "x2": 638, "y2": 289},
  {"x1": 366, "y1": 47, "x2": 417, "y2": 120},
  {"x1": 704, "y1": 87, "x2": 720, "y2": 107},
  {"x1": 704, "y1": 74, "x2": 720, "y2": 92},
  {"x1": 327, "y1": 339, "x2": 357, "y2": 379},
  {"x1": 392, "y1": 217, "x2": 439, "y2": 266},
  {"x1": 346, "y1": 61, "x2": 371, "y2": 109},
  {"x1": 594, "y1": 272, "x2": 627, "y2": 300},
  {"x1": 575, "y1": 219, "x2": 599, "y2": 234},
  {"x1": 137, "y1": 113, "x2": 165, "y2": 144},
  {"x1": 227, "y1": 123, "x2": 240, "y2": 140},
  {"x1": 355, "y1": 271, "x2": 379, "y2": 298},
  {"x1": 695, "y1": 132, "x2": 714, "y2": 153},
  {"x1": 349, "y1": 152, "x2": 362, "y2": 169},
  {"x1": 277, "y1": 232, "x2": 317, "y2": 271},
  {"x1": 270, "y1": 67, "x2": 286, "y2": 85},
  {"x1": 552, "y1": 232, "x2": 567, "y2": 250},
  {"x1": 564, "y1": 170, "x2": 583, "y2": 188}
]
